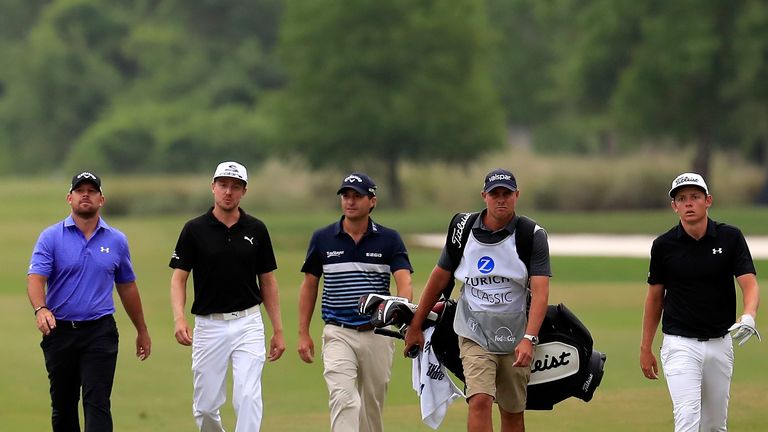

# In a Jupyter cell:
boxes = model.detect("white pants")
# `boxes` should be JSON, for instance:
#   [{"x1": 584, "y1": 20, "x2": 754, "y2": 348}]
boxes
[
  {"x1": 322, "y1": 325, "x2": 394, "y2": 432},
  {"x1": 660, "y1": 334, "x2": 734, "y2": 432},
  {"x1": 192, "y1": 310, "x2": 266, "y2": 432}
]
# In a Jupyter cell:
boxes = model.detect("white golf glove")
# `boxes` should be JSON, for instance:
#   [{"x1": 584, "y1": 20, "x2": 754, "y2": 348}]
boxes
[{"x1": 728, "y1": 314, "x2": 762, "y2": 346}]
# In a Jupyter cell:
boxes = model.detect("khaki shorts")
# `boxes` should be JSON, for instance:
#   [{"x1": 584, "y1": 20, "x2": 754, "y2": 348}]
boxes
[{"x1": 459, "y1": 336, "x2": 530, "y2": 413}]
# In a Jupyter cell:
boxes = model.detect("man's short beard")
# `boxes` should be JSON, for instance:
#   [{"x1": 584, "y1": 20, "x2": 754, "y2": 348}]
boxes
[{"x1": 73, "y1": 207, "x2": 99, "y2": 219}]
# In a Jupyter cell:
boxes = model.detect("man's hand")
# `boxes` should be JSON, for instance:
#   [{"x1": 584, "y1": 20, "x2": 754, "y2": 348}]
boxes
[
  {"x1": 268, "y1": 331, "x2": 285, "y2": 361},
  {"x1": 728, "y1": 314, "x2": 762, "y2": 346},
  {"x1": 512, "y1": 339, "x2": 534, "y2": 367},
  {"x1": 403, "y1": 325, "x2": 424, "y2": 358},
  {"x1": 174, "y1": 317, "x2": 193, "y2": 346},
  {"x1": 136, "y1": 330, "x2": 151, "y2": 361},
  {"x1": 298, "y1": 333, "x2": 315, "y2": 363},
  {"x1": 640, "y1": 349, "x2": 659, "y2": 380},
  {"x1": 35, "y1": 308, "x2": 56, "y2": 336}
]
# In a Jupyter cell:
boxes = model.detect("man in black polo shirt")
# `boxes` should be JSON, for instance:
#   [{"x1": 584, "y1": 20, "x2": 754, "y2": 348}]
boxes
[
  {"x1": 297, "y1": 172, "x2": 413, "y2": 432},
  {"x1": 641, "y1": 172, "x2": 761, "y2": 432},
  {"x1": 170, "y1": 161, "x2": 285, "y2": 432}
]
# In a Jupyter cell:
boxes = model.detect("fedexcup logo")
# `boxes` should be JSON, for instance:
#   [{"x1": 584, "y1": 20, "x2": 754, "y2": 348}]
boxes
[
  {"x1": 493, "y1": 326, "x2": 516, "y2": 343},
  {"x1": 529, "y1": 341, "x2": 580, "y2": 385}
]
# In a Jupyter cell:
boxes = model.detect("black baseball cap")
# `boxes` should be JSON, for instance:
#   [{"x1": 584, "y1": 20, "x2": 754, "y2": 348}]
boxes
[
  {"x1": 337, "y1": 172, "x2": 377, "y2": 196},
  {"x1": 483, "y1": 168, "x2": 517, "y2": 193},
  {"x1": 70, "y1": 171, "x2": 102, "y2": 193}
]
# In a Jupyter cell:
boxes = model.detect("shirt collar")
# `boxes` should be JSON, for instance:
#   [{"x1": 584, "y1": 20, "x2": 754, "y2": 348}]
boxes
[
  {"x1": 64, "y1": 214, "x2": 110, "y2": 231},
  {"x1": 205, "y1": 206, "x2": 250, "y2": 227},
  {"x1": 335, "y1": 215, "x2": 378, "y2": 237},
  {"x1": 473, "y1": 209, "x2": 518, "y2": 235},
  {"x1": 675, "y1": 217, "x2": 717, "y2": 239}
]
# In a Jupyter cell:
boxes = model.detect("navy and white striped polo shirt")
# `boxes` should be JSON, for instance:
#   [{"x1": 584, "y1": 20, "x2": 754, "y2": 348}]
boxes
[{"x1": 301, "y1": 216, "x2": 413, "y2": 326}]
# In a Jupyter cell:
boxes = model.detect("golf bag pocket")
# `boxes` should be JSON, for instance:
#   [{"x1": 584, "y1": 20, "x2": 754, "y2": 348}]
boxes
[{"x1": 454, "y1": 298, "x2": 526, "y2": 354}]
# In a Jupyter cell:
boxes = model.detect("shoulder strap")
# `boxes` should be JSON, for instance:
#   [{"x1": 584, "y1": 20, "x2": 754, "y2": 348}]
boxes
[
  {"x1": 446, "y1": 212, "x2": 480, "y2": 265},
  {"x1": 514, "y1": 215, "x2": 538, "y2": 314},
  {"x1": 442, "y1": 212, "x2": 537, "y2": 299},
  {"x1": 514, "y1": 215, "x2": 537, "y2": 273},
  {"x1": 442, "y1": 212, "x2": 480, "y2": 299}
]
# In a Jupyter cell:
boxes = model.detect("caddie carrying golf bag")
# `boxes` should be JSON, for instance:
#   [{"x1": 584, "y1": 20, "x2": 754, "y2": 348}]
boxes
[
  {"x1": 429, "y1": 300, "x2": 606, "y2": 410},
  {"x1": 430, "y1": 211, "x2": 606, "y2": 410}
]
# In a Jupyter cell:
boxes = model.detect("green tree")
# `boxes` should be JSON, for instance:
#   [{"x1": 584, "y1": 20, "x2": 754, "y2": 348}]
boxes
[
  {"x1": 485, "y1": 0, "x2": 555, "y2": 127},
  {"x1": 0, "y1": 0, "x2": 131, "y2": 171},
  {"x1": 609, "y1": 0, "x2": 756, "y2": 179},
  {"x1": 724, "y1": 1, "x2": 768, "y2": 203},
  {"x1": 0, "y1": 0, "x2": 284, "y2": 174},
  {"x1": 273, "y1": 0, "x2": 505, "y2": 207},
  {"x1": 538, "y1": 0, "x2": 644, "y2": 155}
]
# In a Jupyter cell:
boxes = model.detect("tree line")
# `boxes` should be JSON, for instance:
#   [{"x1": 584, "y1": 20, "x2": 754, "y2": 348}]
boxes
[{"x1": 1, "y1": 0, "x2": 767, "y2": 205}]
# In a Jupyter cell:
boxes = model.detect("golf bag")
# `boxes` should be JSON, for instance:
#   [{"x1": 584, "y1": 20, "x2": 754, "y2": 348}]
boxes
[
  {"x1": 360, "y1": 294, "x2": 607, "y2": 410},
  {"x1": 429, "y1": 300, "x2": 606, "y2": 410}
]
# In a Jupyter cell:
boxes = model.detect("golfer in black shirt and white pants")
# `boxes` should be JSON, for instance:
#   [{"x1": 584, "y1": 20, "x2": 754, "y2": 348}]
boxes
[
  {"x1": 170, "y1": 162, "x2": 285, "y2": 432},
  {"x1": 641, "y1": 173, "x2": 761, "y2": 432}
]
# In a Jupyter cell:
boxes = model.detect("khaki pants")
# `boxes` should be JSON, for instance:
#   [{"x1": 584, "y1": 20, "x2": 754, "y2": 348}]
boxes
[
  {"x1": 322, "y1": 325, "x2": 394, "y2": 432},
  {"x1": 459, "y1": 336, "x2": 530, "y2": 414}
]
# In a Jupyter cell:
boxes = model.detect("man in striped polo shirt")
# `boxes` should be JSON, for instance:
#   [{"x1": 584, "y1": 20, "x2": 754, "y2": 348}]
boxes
[{"x1": 298, "y1": 172, "x2": 413, "y2": 432}]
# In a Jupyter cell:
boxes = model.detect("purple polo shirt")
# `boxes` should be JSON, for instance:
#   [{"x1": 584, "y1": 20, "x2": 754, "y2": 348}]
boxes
[{"x1": 28, "y1": 215, "x2": 136, "y2": 321}]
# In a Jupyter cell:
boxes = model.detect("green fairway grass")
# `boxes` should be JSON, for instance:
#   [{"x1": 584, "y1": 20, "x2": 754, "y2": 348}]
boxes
[{"x1": 3, "y1": 178, "x2": 767, "y2": 431}]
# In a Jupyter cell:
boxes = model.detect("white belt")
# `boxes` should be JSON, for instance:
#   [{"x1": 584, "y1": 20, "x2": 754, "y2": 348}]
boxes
[{"x1": 203, "y1": 305, "x2": 259, "y2": 321}]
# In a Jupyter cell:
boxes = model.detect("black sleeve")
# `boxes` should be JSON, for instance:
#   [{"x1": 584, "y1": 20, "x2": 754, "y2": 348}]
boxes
[
  {"x1": 529, "y1": 227, "x2": 552, "y2": 277},
  {"x1": 254, "y1": 221, "x2": 278, "y2": 274},
  {"x1": 731, "y1": 228, "x2": 756, "y2": 277},
  {"x1": 169, "y1": 222, "x2": 196, "y2": 271},
  {"x1": 647, "y1": 238, "x2": 663, "y2": 285}
]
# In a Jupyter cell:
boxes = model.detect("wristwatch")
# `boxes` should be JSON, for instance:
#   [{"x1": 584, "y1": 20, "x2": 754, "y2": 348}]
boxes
[{"x1": 523, "y1": 334, "x2": 539, "y2": 346}]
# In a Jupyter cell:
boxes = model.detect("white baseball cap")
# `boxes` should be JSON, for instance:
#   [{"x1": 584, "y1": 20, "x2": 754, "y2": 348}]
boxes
[
  {"x1": 669, "y1": 172, "x2": 708, "y2": 198},
  {"x1": 213, "y1": 161, "x2": 248, "y2": 184}
]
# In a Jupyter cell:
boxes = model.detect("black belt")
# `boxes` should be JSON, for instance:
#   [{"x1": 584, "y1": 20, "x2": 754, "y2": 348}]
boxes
[
  {"x1": 327, "y1": 321, "x2": 374, "y2": 332},
  {"x1": 57, "y1": 314, "x2": 112, "y2": 329},
  {"x1": 696, "y1": 335, "x2": 726, "y2": 342}
]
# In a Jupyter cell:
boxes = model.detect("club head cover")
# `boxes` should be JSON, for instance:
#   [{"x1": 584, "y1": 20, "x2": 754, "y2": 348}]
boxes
[
  {"x1": 358, "y1": 293, "x2": 410, "y2": 315},
  {"x1": 370, "y1": 302, "x2": 389, "y2": 328},
  {"x1": 382, "y1": 300, "x2": 415, "y2": 327}
]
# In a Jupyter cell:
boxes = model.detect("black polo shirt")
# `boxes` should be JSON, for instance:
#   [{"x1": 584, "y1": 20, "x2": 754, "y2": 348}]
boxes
[
  {"x1": 169, "y1": 207, "x2": 277, "y2": 315},
  {"x1": 648, "y1": 218, "x2": 756, "y2": 339}
]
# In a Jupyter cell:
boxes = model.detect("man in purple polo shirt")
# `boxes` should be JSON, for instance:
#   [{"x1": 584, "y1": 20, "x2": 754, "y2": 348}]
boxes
[{"x1": 27, "y1": 171, "x2": 152, "y2": 432}]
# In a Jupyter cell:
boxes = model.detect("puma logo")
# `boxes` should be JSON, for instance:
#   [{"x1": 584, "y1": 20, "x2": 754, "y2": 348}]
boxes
[{"x1": 244, "y1": 236, "x2": 254, "y2": 245}]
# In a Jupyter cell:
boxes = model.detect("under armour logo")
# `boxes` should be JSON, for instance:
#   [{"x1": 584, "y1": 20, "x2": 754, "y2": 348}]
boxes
[
  {"x1": 713, "y1": 248, "x2": 723, "y2": 254},
  {"x1": 244, "y1": 236, "x2": 254, "y2": 245},
  {"x1": 100, "y1": 247, "x2": 110, "y2": 253}
]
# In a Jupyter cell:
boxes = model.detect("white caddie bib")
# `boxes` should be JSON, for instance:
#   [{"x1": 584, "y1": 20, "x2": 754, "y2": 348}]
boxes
[{"x1": 453, "y1": 231, "x2": 529, "y2": 353}]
